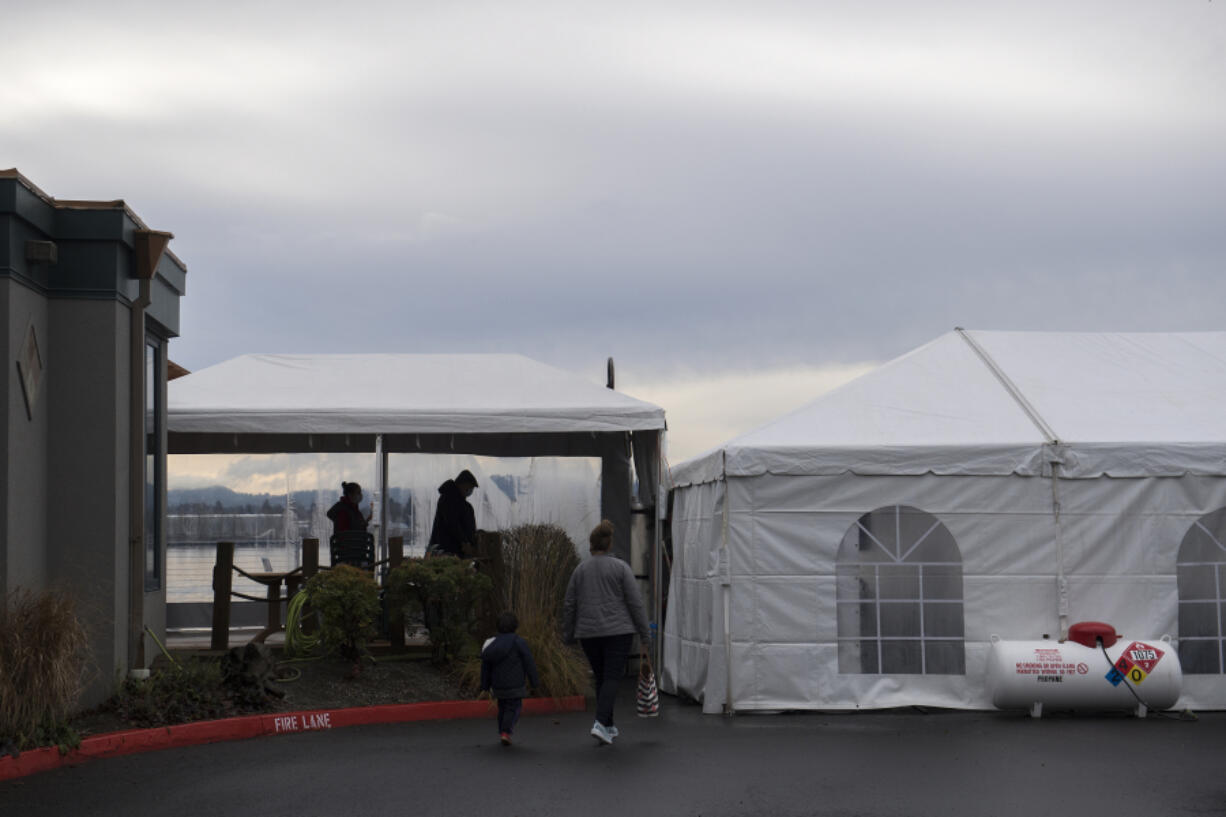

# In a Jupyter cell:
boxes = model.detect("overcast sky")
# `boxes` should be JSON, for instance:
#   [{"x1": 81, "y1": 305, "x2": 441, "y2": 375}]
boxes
[{"x1": 4, "y1": 1, "x2": 1224, "y2": 461}]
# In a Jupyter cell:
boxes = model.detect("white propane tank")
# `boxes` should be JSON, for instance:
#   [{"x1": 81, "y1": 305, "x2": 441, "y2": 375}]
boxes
[{"x1": 986, "y1": 621, "x2": 1181, "y2": 718}]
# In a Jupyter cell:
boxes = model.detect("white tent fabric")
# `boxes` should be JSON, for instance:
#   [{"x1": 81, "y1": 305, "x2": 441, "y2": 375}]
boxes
[
  {"x1": 673, "y1": 330, "x2": 1226, "y2": 484},
  {"x1": 168, "y1": 353, "x2": 666, "y2": 434},
  {"x1": 167, "y1": 352, "x2": 667, "y2": 582},
  {"x1": 664, "y1": 331, "x2": 1226, "y2": 714}
]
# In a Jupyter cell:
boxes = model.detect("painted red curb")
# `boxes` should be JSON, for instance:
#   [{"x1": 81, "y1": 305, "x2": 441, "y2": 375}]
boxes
[{"x1": 0, "y1": 696, "x2": 585, "y2": 782}]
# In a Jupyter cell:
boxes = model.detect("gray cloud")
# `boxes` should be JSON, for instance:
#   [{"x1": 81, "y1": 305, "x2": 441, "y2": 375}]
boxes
[{"x1": 4, "y1": 0, "x2": 1223, "y2": 383}]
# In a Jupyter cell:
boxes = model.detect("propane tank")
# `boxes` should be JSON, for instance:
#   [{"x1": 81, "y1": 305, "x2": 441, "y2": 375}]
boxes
[{"x1": 985, "y1": 622, "x2": 1181, "y2": 718}]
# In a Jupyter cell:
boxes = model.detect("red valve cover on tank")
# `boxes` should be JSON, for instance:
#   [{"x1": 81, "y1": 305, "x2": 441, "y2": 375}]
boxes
[{"x1": 1068, "y1": 621, "x2": 1118, "y2": 648}]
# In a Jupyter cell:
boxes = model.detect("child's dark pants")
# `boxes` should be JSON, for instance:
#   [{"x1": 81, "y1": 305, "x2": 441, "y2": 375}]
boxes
[{"x1": 497, "y1": 698, "x2": 522, "y2": 734}]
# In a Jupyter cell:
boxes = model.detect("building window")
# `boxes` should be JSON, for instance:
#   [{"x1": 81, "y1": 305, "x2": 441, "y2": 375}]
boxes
[
  {"x1": 1177, "y1": 507, "x2": 1226, "y2": 674},
  {"x1": 144, "y1": 339, "x2": 163, "y2": 591},
  {"x1": 836, "y1": 505, "x2": 965, "y2": 675}
]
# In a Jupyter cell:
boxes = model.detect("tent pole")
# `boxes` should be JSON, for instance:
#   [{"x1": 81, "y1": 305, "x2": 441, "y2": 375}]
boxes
[
  {"x1": 653, "y1": 429, "x2": 663, "y2": 672},
  {"x1": 376, "y1": 434, "x2": 387, "y2": 573},
  {"x1": 1050, "y1": 455, "x2": 1069, "y2": 639},
  {"x1": 720, "y1": 457, "x2": 734, "y2": 716}
]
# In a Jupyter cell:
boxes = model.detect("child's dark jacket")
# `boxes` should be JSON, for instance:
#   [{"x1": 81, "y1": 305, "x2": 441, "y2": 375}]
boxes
[{"x1": 480, "y1": 633, "x2": 540, "y2": 699}]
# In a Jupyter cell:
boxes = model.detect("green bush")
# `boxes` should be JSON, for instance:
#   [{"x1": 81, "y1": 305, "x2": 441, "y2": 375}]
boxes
[
  {"x1": 305, "y1": 564, "x2": 380, "y2": 667},
  {"x1": 109, "y1": 659, "x2": 234, "y2": 727},
  {"x1": 0, "y1": 588, "x2": 88, "y2": 752},
  {"x1": 388, "y1": 557, "x2": 492, "y2": 665}
]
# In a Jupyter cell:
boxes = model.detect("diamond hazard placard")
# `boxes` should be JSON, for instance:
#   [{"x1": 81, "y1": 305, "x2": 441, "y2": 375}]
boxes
[
  {"x1": 1121, "y1": 642, "x2": 1164, "y2": 674},
  {"x1": 1109, "y1": 641, "x2": 1164, "y2": 685}
]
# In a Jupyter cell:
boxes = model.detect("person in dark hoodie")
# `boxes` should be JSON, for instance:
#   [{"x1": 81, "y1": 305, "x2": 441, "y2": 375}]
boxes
[
  {"x1": 428, "y1": 469, "x2": 478, "y2": 556},
  {"x1": 325, "y1": 481, "x2": 370, "y2": 536},
  {"x1": 480, "y1": 611, "x2": 540, "y2": 746}
]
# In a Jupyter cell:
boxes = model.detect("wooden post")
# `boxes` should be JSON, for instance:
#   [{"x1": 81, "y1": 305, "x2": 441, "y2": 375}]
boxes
[
  {"x1": 301, "y1": 538, "x2": 319, "y2": 634},
  {"x1": 475, "y1": 530, "x2": 503, "y2": 636},
  {"x1": 302, "y1": 537, "x2": 319, "y2": 580},
  {"x1": 266, "y1": 579, "x2": 281, "y2": 635},
  {"x1": 389, "y1": 536, "x2": 405, "y2": 651},
  {"x1": 211, "y1": 541, "x2": 235, "y2": 651}
]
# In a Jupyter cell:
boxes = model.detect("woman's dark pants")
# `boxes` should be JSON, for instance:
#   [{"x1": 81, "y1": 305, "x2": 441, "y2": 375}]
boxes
[
  {"x1": 580, "y1": 633, "x2": 634, "y2": 727},
  {"x1": 497, "y1": 698, "x2": 522, "y2": 734}
]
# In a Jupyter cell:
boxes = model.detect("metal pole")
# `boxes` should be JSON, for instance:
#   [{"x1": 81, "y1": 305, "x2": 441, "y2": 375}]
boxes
[
  {"x1": 653, "y1": 429, "x2": 664, "y2": 673},
  {"x1": 375, "y1": 433, "x2": 387, "y2": 575}
]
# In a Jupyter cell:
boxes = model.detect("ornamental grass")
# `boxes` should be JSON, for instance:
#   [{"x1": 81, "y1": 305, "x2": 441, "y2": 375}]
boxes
[
  {"x1": 461, "y1": 524, "x2": 589, "y2": 698},
  {"x1": 0, "y1": 588, "x2": 88, "y2": 751}
]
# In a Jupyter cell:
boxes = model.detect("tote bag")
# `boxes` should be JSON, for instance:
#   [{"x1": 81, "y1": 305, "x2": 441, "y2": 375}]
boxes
[{"x1": 636, "y1": 657, "x2": 660, "y2": 717}]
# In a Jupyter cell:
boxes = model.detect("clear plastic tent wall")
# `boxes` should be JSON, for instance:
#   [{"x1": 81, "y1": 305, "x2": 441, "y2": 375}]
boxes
[{"x1": 662, "y1": 331, "x2": 1226, "y2": 713}]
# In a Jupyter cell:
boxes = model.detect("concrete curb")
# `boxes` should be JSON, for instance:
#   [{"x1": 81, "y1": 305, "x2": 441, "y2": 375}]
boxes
[{"x1": 0, "y1": 696, "x2": 586, "y2": 782}]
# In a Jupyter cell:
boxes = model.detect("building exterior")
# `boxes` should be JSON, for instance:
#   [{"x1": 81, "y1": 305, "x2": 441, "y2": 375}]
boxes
[{"x1": 1, "y1": 169, "x2": 186, "y2": 704}]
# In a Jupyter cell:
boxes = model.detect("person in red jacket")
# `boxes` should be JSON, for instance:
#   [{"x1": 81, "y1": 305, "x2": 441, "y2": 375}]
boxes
[{"x1": 326, "y1": 481, "x2": 370, "y2": 535}]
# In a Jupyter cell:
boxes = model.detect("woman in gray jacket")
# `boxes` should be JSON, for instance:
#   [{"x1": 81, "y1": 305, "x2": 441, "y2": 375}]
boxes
[{"x1": 562, "y1": 519, "x2": 651, "y2": 745}]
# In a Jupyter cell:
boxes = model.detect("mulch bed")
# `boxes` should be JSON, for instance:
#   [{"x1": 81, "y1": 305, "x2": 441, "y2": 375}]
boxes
[
  {"x1": 272, "y1": 655, "x2": 464, "y2": 712},
  {"x1": 67, "y1": 651, "x2": 465, "y2": 741}
]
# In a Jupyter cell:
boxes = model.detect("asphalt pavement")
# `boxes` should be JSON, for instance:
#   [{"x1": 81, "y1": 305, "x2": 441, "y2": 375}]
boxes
[{"x1": 3, "y1": 689, "x2": 1225, "y2": 817}]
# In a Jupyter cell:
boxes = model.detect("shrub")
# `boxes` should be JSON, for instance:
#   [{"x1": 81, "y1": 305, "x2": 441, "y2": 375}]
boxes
[
  {"x1": 462, "y1": 524, "x2": 589, "y2": 698},
  {"x1": 305, "y1": 564, "x2": 381, "y2": 668},
  {"x1": 220, "y1": 643, "x2": 287, "y2": 708},
  {"x1": 387, "y1": 557, "x2": 492, "y2": 665},
  {"x1": 109, "y1": 659, "x2": 233, "y2": 727},
  {"x1": 0, "y1": 588, "x2": 88, "y2": 752}
]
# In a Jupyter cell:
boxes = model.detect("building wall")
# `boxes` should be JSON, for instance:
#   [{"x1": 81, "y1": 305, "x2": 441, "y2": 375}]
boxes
[
  {"x1": 0, "y1": 278, "x2": 8, "y2": 592},
  {"x1": 46, "y1": 297, "x2": 129, "y2": 696},
  {"x1": 0, "y1": 277, "x2": 8, "y2": 592},
  {"x1": 2, "y1": 171, "x2": 187, "y2": 707},
  {"x1": 3, "y1": 277, "x2": 50, "y2": 593}
]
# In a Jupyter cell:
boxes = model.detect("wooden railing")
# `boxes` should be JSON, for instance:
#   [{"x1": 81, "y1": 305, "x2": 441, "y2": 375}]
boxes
[{"x1": 210, "y1": 536, "x2": 407, "y2": 651}]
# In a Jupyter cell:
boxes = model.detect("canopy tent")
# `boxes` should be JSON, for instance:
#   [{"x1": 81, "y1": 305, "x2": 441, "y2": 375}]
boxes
[
  {"x1": 168, "y1": 353, "x2": 665, "y2": 437},
  {"x1": 167, "y1": 353, "x2": 668, "y2": 623},
  {"x1": 663, "y1": 330, "x2": 1226, "y2": 713}
]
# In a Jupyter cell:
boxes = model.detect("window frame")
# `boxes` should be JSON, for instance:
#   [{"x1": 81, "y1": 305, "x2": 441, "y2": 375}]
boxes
[
  {"x1": 1176, "y1": 510, "x2": 1226, "y2": 674},
  {"x1": 836, "y1": 505, "x2": 965, "y2": 676},
  {"x1": 144, "y1": 335, "x2": 165, "y2": 592}
]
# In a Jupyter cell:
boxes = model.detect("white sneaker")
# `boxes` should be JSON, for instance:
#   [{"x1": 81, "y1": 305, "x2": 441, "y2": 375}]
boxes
[
  {"x1": 590, "y1": 720, "x2": 613, "y2": 745},
  {"x1": 608, "y1": 726, "x2": 619, "y2": 739}
]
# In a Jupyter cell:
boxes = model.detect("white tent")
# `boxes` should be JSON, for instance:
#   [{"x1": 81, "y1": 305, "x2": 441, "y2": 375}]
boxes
[
  {"x1": 168, "y1": 353, "x2": 665, "y2": 435},
  {"x1": 168, "y1": 353, "x2": 667, "y2": 606},
  {"x1": 663, "y1": 330, "x2": 1226, "y2": 713}
]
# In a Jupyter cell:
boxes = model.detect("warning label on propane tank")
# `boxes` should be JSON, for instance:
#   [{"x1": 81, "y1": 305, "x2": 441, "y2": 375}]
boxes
[{"x1": 1014, "y1": 648, "x2": 1080, "y2": 677}]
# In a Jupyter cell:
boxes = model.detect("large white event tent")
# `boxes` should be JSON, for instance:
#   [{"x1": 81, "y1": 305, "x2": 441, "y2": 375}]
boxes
[
  {"x1": 167, "y1": 353, "x2": 667, "y2": 608},
  {"x1": 663, "y1": 330, "x2": 1226, "y2": 713}
]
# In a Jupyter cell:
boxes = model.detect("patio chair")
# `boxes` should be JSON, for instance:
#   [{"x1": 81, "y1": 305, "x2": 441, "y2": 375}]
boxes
[
  {"x1": 329, "y1": 531, "x2": 375, "y2": 571},
  {"x1": 328, "y1": 531, "x2": 394, "y2": 639}
]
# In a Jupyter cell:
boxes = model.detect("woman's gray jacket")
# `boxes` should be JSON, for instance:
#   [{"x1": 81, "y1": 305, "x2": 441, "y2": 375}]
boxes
[{"x1": 562, "y1": 553, "x2": 651, "y2": 642}]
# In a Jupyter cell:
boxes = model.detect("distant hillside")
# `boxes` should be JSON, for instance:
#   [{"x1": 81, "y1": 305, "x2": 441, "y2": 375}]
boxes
[
  {"x1": 169, "y1": 485, "x2": 272, "y2": 508},
  {"x1": 168, "y1": 486, "x2": 418, "y2": 515}
]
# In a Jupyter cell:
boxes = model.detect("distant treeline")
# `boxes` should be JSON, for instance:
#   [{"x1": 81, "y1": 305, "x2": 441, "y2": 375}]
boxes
[
  {"x1": 170, "y1": 478, "x2": 519, "y2": 518},
  {"x1": 168, "y1": 486, "x2": 414, "y2": 523}
]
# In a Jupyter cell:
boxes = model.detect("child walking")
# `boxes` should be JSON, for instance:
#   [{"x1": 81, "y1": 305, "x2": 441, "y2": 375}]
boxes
[{"x1": 480, "y1": 611, "x2": 540, "y2": 746}]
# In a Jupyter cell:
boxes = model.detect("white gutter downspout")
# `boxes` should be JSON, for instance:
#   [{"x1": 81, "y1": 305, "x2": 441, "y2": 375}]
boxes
[
  {"x1": 128, "y1": 229, "x2": 173, "y2": 671},
  {"x1": 956, "y1": 328, "x2": 1069, "y2": 639}
]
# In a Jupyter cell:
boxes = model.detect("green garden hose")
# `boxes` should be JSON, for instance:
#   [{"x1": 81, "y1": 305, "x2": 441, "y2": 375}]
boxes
[
  {"x1": 285, "y1": 589, "x2": 321, "y2": 657},
  {"x1": 144, "y1": 625, "x2": 181, "y2": 669}
]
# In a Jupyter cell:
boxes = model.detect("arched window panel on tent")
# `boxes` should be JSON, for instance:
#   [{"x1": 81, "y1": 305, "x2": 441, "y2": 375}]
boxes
[
  {"x1": 836, "y1": 505, "x2": 965, "y2": 675},
  {"x1": 1177, "y1": 507, "x2": 1226, "y2": 675}
]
